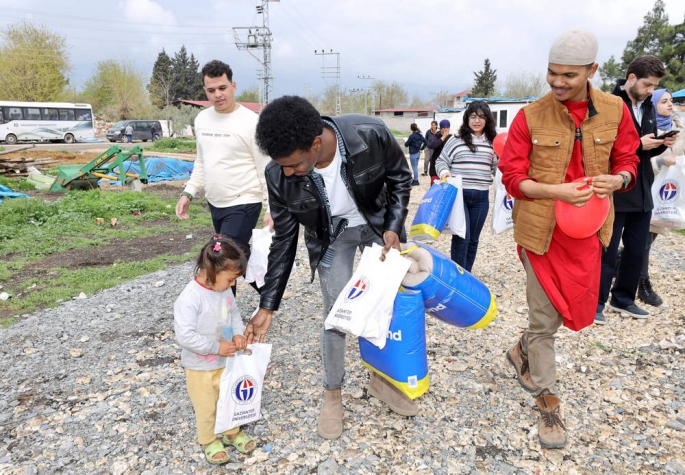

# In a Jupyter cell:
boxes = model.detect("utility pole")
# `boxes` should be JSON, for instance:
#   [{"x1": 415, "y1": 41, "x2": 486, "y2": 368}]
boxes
[
  {"x1": 358, "y1": 74, "x2": 374, "y2": 115},
  {"x1": 315, "y1": 49, "x2": 341, "y2": 115},
  {"x1": 233, "y1": 0, "x2": 280, "y2": 107}
]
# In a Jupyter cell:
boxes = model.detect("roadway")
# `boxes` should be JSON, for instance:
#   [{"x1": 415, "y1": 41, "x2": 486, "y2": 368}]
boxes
[{"x1": 0, "y1": 141, "x2": 157, "y2": 153}]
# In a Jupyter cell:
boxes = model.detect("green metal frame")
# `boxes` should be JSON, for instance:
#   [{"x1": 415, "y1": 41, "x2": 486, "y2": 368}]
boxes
[{"x1": 49, "y1": 146, "x2": 148, "y2": 193}]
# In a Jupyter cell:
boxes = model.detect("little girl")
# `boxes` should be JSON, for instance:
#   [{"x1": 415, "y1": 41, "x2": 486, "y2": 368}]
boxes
[{"x1": 174, "y1": 235, "x2": 257, "y2": 465}]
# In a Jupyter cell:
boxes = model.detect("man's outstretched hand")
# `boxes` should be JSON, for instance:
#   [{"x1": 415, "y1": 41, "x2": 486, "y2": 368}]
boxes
[{"x1": 245, "y1": 308, "x2": 274, "y2": 343}]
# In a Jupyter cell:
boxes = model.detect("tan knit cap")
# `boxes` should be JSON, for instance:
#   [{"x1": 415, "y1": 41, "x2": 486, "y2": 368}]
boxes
[{"x1": 548, "y1": 30, "x2": 598, "y2": 65}]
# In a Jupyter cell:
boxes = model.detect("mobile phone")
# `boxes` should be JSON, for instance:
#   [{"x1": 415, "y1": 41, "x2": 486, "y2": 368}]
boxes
[{"x1": 655, "y1": 130, "x2": 680, "y2": 140}]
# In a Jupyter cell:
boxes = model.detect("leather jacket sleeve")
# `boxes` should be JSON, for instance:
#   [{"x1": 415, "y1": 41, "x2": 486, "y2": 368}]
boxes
[{"x1": 258, "y1": 163, "x2": 300, "y2": 311}]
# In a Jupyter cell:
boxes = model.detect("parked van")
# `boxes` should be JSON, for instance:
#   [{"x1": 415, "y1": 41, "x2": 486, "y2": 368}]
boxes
[{"x1": 106, "y1": 120, "x2": 163, "y2": 143}]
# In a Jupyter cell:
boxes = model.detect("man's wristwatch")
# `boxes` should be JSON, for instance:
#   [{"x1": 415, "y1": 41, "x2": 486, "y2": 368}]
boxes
[
  {"x1": 619, "y1": 174, "x2": 630, "y2": 190},
  {"x1": 181, "y1": 191, "x2": 193, "y2": 201}
]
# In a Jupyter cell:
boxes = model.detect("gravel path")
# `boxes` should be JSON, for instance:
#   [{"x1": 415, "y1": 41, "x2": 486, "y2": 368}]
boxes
[{"x1": 1, "y1": 180, "x2": 684, "y2": 475}]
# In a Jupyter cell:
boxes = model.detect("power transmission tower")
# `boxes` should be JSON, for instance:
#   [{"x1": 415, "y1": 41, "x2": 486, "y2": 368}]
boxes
[
  {"x1": 315, "y1": 49, "x2": 341, "y2": 115},
  {"x1": 233, "y1": 0, "x2": 280, "y2": 107},
  {"x1": 357, "y1": 74, "x2": 375, "y2": 115}
]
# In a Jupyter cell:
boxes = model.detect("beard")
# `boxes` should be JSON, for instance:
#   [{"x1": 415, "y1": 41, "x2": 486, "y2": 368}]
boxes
[{"x1": 627, "y1": 82, "x2": 650, "y2": 102}]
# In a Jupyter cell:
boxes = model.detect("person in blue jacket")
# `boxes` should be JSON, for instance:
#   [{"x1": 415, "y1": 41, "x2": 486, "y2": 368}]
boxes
[{"x1": 404, "y1": 123, "x2": 428, "y2": 186}]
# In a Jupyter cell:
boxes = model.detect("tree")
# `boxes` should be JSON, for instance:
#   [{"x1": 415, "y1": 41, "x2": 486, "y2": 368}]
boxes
[
  {"x1": 598, "y1": 55, "x2": 623, "y2": 92},
  {"x1": 617, "y1": 1, "x2": 684, "y2": 93},
  {"x1": 0, "y1": 21, "x2": 70, "y2": 101},
  {"x1": 170, "y1": 46, "x2": 203, "y2": 101},
  {"x1": 235, "y1": 86, "x2": 261, "y2": 103},
  {"x1": 471, "y1": 58, "x2": 498, "y2": 98},
  {"x1": 370, "y1": 80, "x2": 408, "y2": 109},
  {"x1": 148, "y1": 49, "x2": 173, "y2": 109},
  {"x1": 408, "y1": 93, "x2": 428, "y2": 108},
  {"x1": 500, "y1": 72, "x2": 547, "y2": 98},
  {"x1": 82, "y1": 60, "x2": 149, "y2": 120},
  {"x1": 160, "y1": 103, "x2": 200, "y2": 137},
  {"x1": 621, "y1": 0, "x2": 670, "y2": 67},
  {"x1": 660, "y1": 16, "x2": 685, "y2": 91},
  {"x1": 431, "y1": 90, "x2": 452, "y2": 109}
]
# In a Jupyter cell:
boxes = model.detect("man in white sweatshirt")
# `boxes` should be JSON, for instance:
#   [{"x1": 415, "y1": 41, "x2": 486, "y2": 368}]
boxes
[{"x1": 176, "y1": 60, "x2": 270, "y2": 291}]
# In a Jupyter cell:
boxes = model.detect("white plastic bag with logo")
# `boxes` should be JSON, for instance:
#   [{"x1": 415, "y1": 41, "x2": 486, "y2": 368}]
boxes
[
  {"x1": 651, "y1": 155, "x2": 685, "y2": 229},
  {"x1": 246, "y1": 228, "x2": 297, "y2": 288},
  {"x1": 324, "y1": 243, "x2": 411, "y2": 349},
  {"x1": 443, "y1": 175, "x2": 466, "y2": 238},
  {"x1": 215, "y1": 343, "x2": 272, "y2": 434},
  {"x1": 491, "y1": 169, "x2": 515, "y2": 234}
]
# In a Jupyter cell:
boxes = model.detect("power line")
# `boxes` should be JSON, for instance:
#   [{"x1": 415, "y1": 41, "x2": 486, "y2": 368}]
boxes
[
  {"x1": 284, "y1": 2, "x2": 328, "y2": 46},
  {"x1": 0, "y1": 6, "x2": 232, "y2": 29},
  {"x1": 0, "y1": 16, "x2": 230, "y2": 36}
]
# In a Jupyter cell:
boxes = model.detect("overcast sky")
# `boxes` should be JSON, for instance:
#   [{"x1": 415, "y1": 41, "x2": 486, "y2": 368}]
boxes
[{"x1": 2, "y1": 0, "x2": 684, "y2": 101}]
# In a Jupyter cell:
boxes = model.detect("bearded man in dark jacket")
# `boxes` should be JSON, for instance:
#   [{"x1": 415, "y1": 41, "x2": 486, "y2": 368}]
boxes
[{"x1": 596, "y1": 55, "x2": 676, "y2": 324}]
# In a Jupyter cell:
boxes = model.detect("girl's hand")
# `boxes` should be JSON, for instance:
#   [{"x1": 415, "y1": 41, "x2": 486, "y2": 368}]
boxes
[
  {"x1": 232, "y1": 335, "x2": 247, "y2": 351},
  {"x1": 218, "y1": 340, "x2": 239, "y2": 357}
]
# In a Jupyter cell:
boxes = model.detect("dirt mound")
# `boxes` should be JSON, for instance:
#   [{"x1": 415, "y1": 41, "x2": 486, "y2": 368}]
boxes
[{"x1": 0, "y1": 150, "x2": 101, "y2": 167}]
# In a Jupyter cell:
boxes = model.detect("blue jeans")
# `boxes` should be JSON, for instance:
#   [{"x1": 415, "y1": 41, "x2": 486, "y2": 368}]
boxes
[
  {"x1": 598, "y1": 210, "x2": 651, "y2": 309},
  {"x1": 409, "y1": 153, "x2": 420, "y2": 182},
  {"x1": 208, "y1": 201, "x2": 263, "y2": 294},
  {"x1": 450, "y1": 189, "x2": 489, "y2": 272},
  {"x1": 318, "y1": 224, "x2": 383, "y2": 390}
]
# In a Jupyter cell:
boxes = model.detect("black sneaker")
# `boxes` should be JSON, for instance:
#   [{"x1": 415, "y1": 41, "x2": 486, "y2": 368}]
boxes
[
  {"x1": 411, "y1": 181, "x2": 420, "y2": 186},
  {"x1": 637, "y1": 278, "x2": 663, "y2": 307},
  {"x1": 607, "y1": 302, "x2": 650, "y2": 319},
  {"x1": 594, "y1": 311, "x2": 607, "y2": 325}
]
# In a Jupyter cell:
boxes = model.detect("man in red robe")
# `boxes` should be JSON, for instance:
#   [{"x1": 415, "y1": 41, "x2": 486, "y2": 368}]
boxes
[{"x1": 498, "y1": 30, "x2": 640, "y2": 449}]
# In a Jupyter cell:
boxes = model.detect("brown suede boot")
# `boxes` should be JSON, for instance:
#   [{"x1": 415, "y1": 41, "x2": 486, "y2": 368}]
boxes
[
  {"x1": 506, "y1": 337, "x2": 538, "y2": 393},
  {"x1": 535, "y1": 394, "x2": 567, "y2": 449},
  {"x1": 317, "y1": 389, "x2": 343, "y2": 439},
  {"x1": 368, "y1": 372, "x2": 418, "y2": 416}
]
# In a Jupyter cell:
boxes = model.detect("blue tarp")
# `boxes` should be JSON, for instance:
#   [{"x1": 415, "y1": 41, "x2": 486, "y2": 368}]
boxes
[
  {"x1": 673, "y1": 89, "x2": 685, "y2": 99},
  {"x1": 106, "y1": 157, "x2": 194, "y2": 185},
  {"x1": 0, "y1": 184, "x2": 30, "y2": 205},
  {"x1": 76, "y1": 137, "x2": 107, "y2": 143}
]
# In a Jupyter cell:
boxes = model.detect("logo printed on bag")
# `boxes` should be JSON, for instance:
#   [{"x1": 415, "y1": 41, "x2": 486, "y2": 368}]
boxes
[
  {"x1": 387, "y1": 329, "x2": 402, "y2": 341},
  {"x1": 502, "y1": 193, "x2": 514, "y2": 211},
  {"x1": 658, "y1": 180, "x2": 679, "y2": 203},
  {"x1": 421, "y1": 197, "x2": 433, "y2": 204},
  {"x1": 231, "y1": 376, "x2": 258, "y2": 404},
  {"x1": 426, "y1": 302, "x2": 447, "y2": 313},
  {"x1": 345, "y1": 276, "x2": 369, "y2": 301}
]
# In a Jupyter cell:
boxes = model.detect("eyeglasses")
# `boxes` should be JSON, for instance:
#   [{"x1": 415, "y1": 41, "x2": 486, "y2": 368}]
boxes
[{"x1": 469, "y1": 114, "x2": 487, "y2": 121}]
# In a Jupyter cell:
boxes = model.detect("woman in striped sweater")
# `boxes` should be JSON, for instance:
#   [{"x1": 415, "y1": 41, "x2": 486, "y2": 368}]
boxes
[{"x1": 436, "y1": 100, "x2": 498, "y2": 272}]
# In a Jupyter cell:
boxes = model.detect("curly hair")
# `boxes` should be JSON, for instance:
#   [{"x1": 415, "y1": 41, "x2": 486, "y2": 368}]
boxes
[
  {"x1": 195, "y1": 234, "x2": 247, "y2": 286},
  {"x1": 201, "y1": 60, "x2": 233, "y2": 82},
  {"x1": 255, "y1": 95, "x2": 323, "y2": 159},
  {"x1": 459, "y1": 101, "x2": 498, "y2": 152}
]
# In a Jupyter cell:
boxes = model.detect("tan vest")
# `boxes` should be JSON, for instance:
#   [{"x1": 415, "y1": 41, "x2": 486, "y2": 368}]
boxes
[{"x1": 513, "y1": 83, "x2": 624, "y2": 255}]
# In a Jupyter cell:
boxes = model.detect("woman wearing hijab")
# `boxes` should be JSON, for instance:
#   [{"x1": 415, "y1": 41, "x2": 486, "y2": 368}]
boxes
[{"x1": 638, "y1": 89, "x2": 685, "y2": 306}]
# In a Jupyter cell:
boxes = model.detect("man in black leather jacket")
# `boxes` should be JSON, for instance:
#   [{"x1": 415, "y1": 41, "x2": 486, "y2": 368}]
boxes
[{"x1": 247, "y1": 96, "x2": 414, "y2": 439}]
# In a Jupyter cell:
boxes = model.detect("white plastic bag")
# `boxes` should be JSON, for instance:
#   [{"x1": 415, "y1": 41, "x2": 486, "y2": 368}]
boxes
[
  {"x1": 245, "y1": 228, "x2": 296, "y2": 288},
  {"x1": 443, "y1": 175, "x2": 466, "y2": 238},
  {"x1": 324, "y1": 243, "x2": 411, "y2": 349},
  {"x1": 215, "y1": 343, "x2": 272, "y2": 434},
  {"x1": 491, "y1": 169, "x2": 515, "y2": 235},
  {"x1": 651, "y1": 155, "x2": 685, "y2": 229}
]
